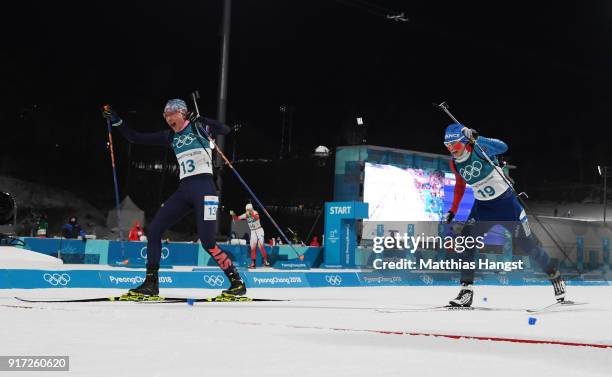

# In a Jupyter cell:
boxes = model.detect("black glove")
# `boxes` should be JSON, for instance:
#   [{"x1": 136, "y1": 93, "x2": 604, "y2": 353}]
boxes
[
  {"x1": 101, "y1": 105, "x2": 123, "y2": 127},
  {"x1": 444, "y1": 210, "x2": 455, "y2": 224}
]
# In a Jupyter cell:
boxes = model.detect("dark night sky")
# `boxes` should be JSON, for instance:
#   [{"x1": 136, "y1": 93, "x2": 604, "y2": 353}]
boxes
[{"x1": 3, "y1": 0, "x2": 612, "y2": 191}]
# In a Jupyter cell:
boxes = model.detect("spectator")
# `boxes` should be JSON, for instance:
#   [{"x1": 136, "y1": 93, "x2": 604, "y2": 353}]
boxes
[
  {"x1": 309, "y1": 236, "x2": 321, "y2": 247},
  {"x1": 62, "y1": 216, "x2": 85, "y2": 239},
  {"x1": 566, "y1": 209, "x2": 572, "y2": 218},
  {"x1": 128, "y1": 220, "x2": 145, "y2": 242},
  {"x1": 554, "y1": 208, "x2": 558, "y2": 217},
  {"x1": 35, "y1": 214, "x2": 48, "y2": 238}
]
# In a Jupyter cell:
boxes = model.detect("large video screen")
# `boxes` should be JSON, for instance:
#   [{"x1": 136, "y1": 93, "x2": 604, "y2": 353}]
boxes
[{"x1": 363, "y1": 162, "x2": 475, "y2": 225}]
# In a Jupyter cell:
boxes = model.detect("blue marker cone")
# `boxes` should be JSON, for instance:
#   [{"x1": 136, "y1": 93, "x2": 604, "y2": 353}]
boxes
[{"x1": 528, "y1": 317, "x2": 537, "y2": 325}]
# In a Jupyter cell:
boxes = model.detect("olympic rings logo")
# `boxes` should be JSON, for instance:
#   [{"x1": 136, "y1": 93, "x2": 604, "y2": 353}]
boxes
[
  {"x1": 325, "y1": 275, "x2": 342, "y2": 286},
  {"x1": 140, "y1": 247, "x2": 170, "y2": 260},
  {"x1": 173, "y1": 134, "x2": 196, "y2": 148},
  {"x1": 203, "y1": 275, "x2": 225, "y2": 287},
  {"x1": 459, "y1": 161, "x2": 483, "y2": 180},
  {"x1": 420, "y1": 274, "x2": 434, "y2": 285},
  {"x1": 43, "y1": 273, "x2": 71, "y2": 286}
]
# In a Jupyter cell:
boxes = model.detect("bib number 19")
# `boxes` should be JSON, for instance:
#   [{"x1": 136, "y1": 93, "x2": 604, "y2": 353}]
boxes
[{"x1": 477, "y1": 186, "x2": 496, "y2": 198}]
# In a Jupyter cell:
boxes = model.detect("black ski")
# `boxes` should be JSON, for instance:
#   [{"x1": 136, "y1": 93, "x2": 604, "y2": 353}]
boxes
[
  {"x1": 1, "y1": 304, "x2": 34, "y2": 309},
  {"x1": 15, "y1": 296, "x2": 288, "y2": 303},
  {"x1": 376, "y1": 305, "x2": 510, "y2": 313},
  {"x1": 377, "y1": 301, "x2": 588, "y2": 314},
  {"x1": 526, "y1": 300, "x2": 587, "y2": 313},
  {"x1": 16, "y1": 296, "x2": 131, "y2": 303}
]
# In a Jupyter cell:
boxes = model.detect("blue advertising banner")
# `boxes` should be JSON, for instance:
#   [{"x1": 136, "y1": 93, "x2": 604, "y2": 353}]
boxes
[
  {"x1": 243, "y1": 272, "x2": 310, "y2": 288},
  {"x1": 357, "y1": 272, "x2": 407, "y2": 286},
  {"x1": 98, "y1": 270, "x2": 177, "y2": 289},
  {"x1": 0, "y1": 268, "x2": 608, "y2": 289},
  {"x1": 107, "y1": 241, "x2": 198, "y2": 267},
  {"x1": 217, "y1": 245, "x2": 250, "y2": 267},
  {"x1": 304, "y1": 272, "x2": 361, "y2": 287},
  {"x1": 0, "y1": 270, "x2": 9, "y2": 288},
  {"x1": 21, "y1": 238, "x2": 88, "y2": 256},
  {"x1": 6, "y1": 269, "x2": 100, "y2": 289}
]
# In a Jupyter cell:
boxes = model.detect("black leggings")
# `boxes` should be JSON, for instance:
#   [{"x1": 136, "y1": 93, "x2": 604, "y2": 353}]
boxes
[{"x1": 145, "y1": 174, "x2": 235, "y2": 276}]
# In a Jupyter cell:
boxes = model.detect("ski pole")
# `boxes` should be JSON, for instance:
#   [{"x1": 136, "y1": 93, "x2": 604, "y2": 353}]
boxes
[
  {"x1": 190, "y1": 92, "x2": 305, "y2": 261},
  {"x1": 103, "y1": 105, "x2": 125, "y2": 257},
  {"x1": 304, "y1": 206, "x2": 324, "y2": 246},
  {"x1": 435, "y1": 102, "x2": 580, "y2": 273}
]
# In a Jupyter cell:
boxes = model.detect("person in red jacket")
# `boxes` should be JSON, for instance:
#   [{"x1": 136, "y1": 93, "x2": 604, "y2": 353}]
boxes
[
  {"x1": 128, "y1": 221, "x2": 144, "y2": 241},
  {"x1": 309, "y1": 236, "x2": 321, "y2": 247}
]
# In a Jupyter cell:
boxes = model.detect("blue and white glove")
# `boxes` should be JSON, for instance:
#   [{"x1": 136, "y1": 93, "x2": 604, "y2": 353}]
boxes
[
  {"x1": 461, "y1": 127, "x2": 479, "y2": 142},
  {"x1": 102, "y1": 105, "x2": 123, "y2": 127}
]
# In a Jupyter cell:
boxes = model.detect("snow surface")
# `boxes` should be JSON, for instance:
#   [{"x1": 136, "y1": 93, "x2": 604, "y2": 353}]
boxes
[
  {"x1": 1, "y1": 286, "x2": 611, "y2": 377},
  {"x1": 0, "y1": 246, "x2": 63, "y2": 268}
]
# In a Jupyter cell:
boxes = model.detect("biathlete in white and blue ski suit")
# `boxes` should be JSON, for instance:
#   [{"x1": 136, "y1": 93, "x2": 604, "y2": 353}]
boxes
[
  {"x1": 102, "y1": 99, "x2": 246, "y2": 298},
  {"x1": 443, "y1": 123, "x2": 566, "y2": 307}
]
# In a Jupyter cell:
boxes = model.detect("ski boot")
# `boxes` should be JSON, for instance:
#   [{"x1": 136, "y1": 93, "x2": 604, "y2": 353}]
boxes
[
  {"x1": 449, "y1": 283, "x2": 473, "y2": 307},
  {"x1": 221, "y1": 270, "x2": 247, "y2": 297},
  {"x1": 548, "y1": 270, "x2": 566, "y2": 302},
  {"x1": 126, "y1": 267, "x2": 159, "y2": 299},
  {"x1": 248, "y1": 260, "x2": 256, "y2": 269}
]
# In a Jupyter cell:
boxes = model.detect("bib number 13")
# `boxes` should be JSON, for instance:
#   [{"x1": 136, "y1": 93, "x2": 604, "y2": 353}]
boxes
[
  {"x1": 477, "y1": 186, "x2": 496, "y2": 198},
  {"x1": 181, "y1": 159, "x2": 195, "y2": 174},
  {"x1": 203, "y1": 196, "x2": 219, "y2": 221}
]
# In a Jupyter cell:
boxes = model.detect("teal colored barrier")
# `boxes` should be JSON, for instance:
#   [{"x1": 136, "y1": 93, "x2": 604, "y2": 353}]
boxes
[{"x1": 16, "y1": 237, "x2": 323, "y2": 269}]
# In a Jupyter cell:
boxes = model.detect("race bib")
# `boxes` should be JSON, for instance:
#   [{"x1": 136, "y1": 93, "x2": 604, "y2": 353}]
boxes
[
  {"x1": 203, "y1": 196, "x2": 219, "y2": 221},
  {"x1": 470, "y1": 168, "x2": 508, "y2": 201},
  {"x1": 176, "y1": 148, "x2": 213, "y2": 179},
  {"x1": 247, "y1": 212, "x2": 262, "y2": 230}
]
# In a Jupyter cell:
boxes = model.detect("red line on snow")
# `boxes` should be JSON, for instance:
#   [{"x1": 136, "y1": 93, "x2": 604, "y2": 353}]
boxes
[
  {"x1": 335, "y1": 328, "x2": 612, "y2": 349},
  {"x1": 232, "y1": 321, "x2": 612, "y2": 349}
]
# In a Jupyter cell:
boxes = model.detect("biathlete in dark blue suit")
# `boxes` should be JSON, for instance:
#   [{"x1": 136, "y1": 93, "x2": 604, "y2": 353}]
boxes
[
  {"x1": 443, "y1": 123, "x2": 566, "y2": 307},
  {"x1": 103, "y1": 99, "x2": 246, "y2": 298}
]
